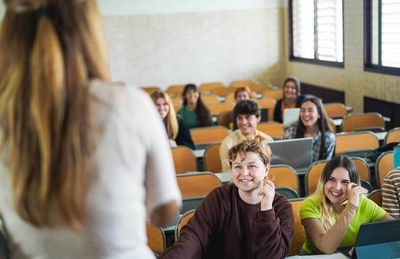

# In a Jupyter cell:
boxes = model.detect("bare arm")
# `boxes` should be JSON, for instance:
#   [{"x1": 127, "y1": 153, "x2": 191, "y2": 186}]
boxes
[{"x1": 150, "y1": 200, "x2": 179, "y2": 228}]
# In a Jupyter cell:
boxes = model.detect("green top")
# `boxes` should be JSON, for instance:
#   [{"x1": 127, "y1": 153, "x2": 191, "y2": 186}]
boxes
[
  {"x1": 300, "y1": 196, "x2": 387, "y2": 255},
  {"x1": 178, "y1": 107, "x2": 199, "y2": 129}
]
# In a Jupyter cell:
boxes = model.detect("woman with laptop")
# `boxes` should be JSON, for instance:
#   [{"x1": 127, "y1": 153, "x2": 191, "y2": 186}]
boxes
[
  {"x1": 281, "y1": 96, "x2": 335, "y2": 162},
  {"x1": 273, "y1": 77, "x2": 307, "y2": 123},
  {"x1": 299, "y1": 156, "x2": 394, "y2": 255},
  {"x1": 159, "y1": 136, "x2": 293, "y2": 259}
]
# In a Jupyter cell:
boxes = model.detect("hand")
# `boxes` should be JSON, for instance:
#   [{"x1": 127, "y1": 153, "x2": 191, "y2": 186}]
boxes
[
  {"x1": 258, "y1": 180, "x2": 275, "y2": 211},
  {"x1": 169, "y1": 139, "x2": 177, "y2": 147},
  {"x1": 347, "y1": 183, "x2": 368, "y2": 208}
]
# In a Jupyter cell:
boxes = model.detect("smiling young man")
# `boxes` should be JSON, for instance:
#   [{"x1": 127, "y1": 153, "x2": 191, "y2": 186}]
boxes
[{"x1": 219, "y1": 100, "x2": 273, "y2": 172}]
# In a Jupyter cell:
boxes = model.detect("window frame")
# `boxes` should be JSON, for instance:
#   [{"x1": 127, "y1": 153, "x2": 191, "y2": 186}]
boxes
[
  {"x1": 364, "y1": 0, "x2": 400, "y2": 76},
  {"x1": 288, "y1": 0, "x2": 345, "y2": 68}
]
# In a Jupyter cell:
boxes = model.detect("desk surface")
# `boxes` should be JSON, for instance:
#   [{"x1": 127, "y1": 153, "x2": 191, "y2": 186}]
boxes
[{"x1": 286, "y1": 254, "x2": 347, "y2": 259}]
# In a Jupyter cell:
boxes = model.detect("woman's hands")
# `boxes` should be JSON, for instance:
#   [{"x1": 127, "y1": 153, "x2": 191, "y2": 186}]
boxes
[
  {"x1": 346, "y1": 183, "x2": 368, "y2": 208},
  {"x1": 259, "y1": 180, "x2": 275, "y2": 211}
]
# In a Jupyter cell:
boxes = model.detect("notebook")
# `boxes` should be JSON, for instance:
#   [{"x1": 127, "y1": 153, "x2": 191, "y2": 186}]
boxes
[
  {"x1": 267, "y1": 137, "x2": 313, "y2": 174},
  {"x1": 283, "y1": 108, "x2": 300, "y2": 128},
  {"x1": 337, "y1": 219, "x2": 400, "y2": 259}
]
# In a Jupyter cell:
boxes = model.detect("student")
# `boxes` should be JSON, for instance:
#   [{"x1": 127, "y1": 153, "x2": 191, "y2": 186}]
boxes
[
  {"x1": 273, "y1": 77, "x2": 306, "y2": 123},
  {"x1": 159, "y1": 136, "x2": 294, "y2": 259},
  {"x1": 177, "y1": 84, "x2": 212, "y2": 129},
  {"x1": 229, "y1": 86, "x2": 253, "y2": 129},
  {"x1": 151, "y1": 91, "x2": 195, "y2": 150},
  {"x1": 282, "y1": 96, "x2": 335, "y2": 162},
  {"x1": 300, "y1": 156, "x2": 393, "y2": 255},
  {"x1": 382, "y1": 168, "x2": 400, "y2": 219},
  {"x1": 0, "y1": 1, "x2": 181, "y2": 258},
  {"x1": 220, "y1": 100, "x2": 274, "y2": 172}
]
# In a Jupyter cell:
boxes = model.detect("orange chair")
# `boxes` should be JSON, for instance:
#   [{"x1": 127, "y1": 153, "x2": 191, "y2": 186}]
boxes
[
  {"x1": 334, "y1": 131, "x2": 379, "y2": 156},
  {"x1": 146, "y1": 223, "x2": 166, "y2": 255},
  {"x1": 249, "y1": 84, "x2": 273, "y2": 94},
  {"x1": 367, "y1": 189, "x2": 382, "y2": 207},
  {"x1": 257, "y1": 122, "x2": 284, "y2": 139},
  {"x1": 375, "y1": 151, "x2": 394, "y2": 188},
  {"x1": 166, "y1": 84, "x2": 185, "y2": 98},
  {"x1": 207, "y1": 102, "x2": 234, "y2": 116},
  {"x1": 268, "y1": 165, "x2": 300, "y2": 193},
  {"x1": 384, "y1": 127, "x2": 400, "y2": 145},
  {"x1": 288, "y1": 198, "x2": 306, "y2": 256},
  {"x1": 262, "y1": 90, "x2": 283, "y2": 100},
  {"x1": 203, "y1": 143, "x2": 223, "y2": 173},
  {"x1": 230, "y1": 79, "x2": 256, "y2": 88},
  {"x1": 323, "y1": 102, "x2": 347, "y2": 118},
  {"x1": 201, "y1": 94, "x2": 220, "y2": 105},
  {"x1": 257, "y1": 98, "x2": 277, "y2": 121},
  {"x1": 177, "y1": 172, "x2": 222, "y2": 199},
  {"x1": 171, "y1": 146, "x2": 198, "y2": 174},
  {"x1": 211, "y1": 87, "x2": 237, "y2": 97},
  {"x1": 216, "y1": 110, "x2": 232, "y2": 129},
  {"x1": 175, "y1": 209, "x2": 196, "y2": 240},
  {"x1": 199, "y1": 82, "x2": 225, "y2": 95},
  {"x1": 190, "y1": 126, "x2": 230, "y2": 147},
  {"x1": 341, "y1": 112, "x2": 385, "y2": 132}
]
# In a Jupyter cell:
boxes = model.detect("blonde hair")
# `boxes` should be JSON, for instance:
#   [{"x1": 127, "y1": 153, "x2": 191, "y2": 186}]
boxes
[
  {"x1": 228, "y1": 135, "x2": 272, "y2": 167},
  {"x1": 0, "y1": 0, "x2": 110, "y2": 228},
  {"x1": 150, "y1": 91, "x2": 179, "y2": 140}
]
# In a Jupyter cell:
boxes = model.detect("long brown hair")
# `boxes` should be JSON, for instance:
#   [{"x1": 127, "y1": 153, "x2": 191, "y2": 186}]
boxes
[
  {"x1": 0, "y1": 0, "x2": 110, "y2": 228},
  {"x1": 150, "y1": 91, "x2": 179, "y2": 139}
]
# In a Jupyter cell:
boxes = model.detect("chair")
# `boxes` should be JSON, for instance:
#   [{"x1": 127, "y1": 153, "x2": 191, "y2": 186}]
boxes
[
  {"x1": 323, "y1": 102, "x2": 347, "y2": 118},
  {"x1": 334, "y1": 131, "x2": 379, "y2": 156},
  {"x1": 328, "y1": 118, "x2": 337, "y2": 134},
  {"x1": 257, "y1": 122, "x2": 284, "y2": 139},
  {"x1": 249, "y1": 84, "x2": 273, "y2": 94},
  {"x1": 257, "y1": 98, "x2": 277, "y2": 121},
  {"x1": 140, "y1": 86, "x2": 161, "y2": 95},
  {"x1": 305, "y1": 160, "x2": 328, "y2": 196},
  {"x1": 288, "y1": 198, "x2": 306, "y2": 256},
  {"x1": 341, "y1": 112, "x2": 385, "y2": 132},
  {"x1": 199, "y1": 82, "x2": 225, "y2": 95},
  {"x1": 171, "y1": 98, "x2": 182, "y2": 110},
  {"x1": 146, "y1": 223, "x2": 166, "y2": 255},
  {"x1": 171, "y1": 146, "x2": 198, "y2": 174},
  {"x1": 166, "y1": 84, "x2": 185, "y2": 98},
  {"x1": 201, "y1": 94, "x2": 220, "y2": 105},
  {"x1": 375, "y1": 151, "x2": 394, "y2": 188},
  {"x1": 206, "y1": 102, "x2": 234, "y2": 116},
  {"x1": 175, "y1": 209, "x2": 195, "y2": 240},
  {"x1": 275, "y1": 187, "x2": 300, "y2": 199},
  {"x1": 351, "y1": 157, "x2": 371, "y2": 182},
  {"x1": 210, "y1": 87, "x2": 236, "y2": 97},
  {"x1": 225, "y1": 92, "x2": 257, "y2": 103},
  {"x1": 216, "y1": 110, "x2": 232, "y2": 129},
  {"x1": 190, "y1": 126, "x2": 230, "y2": 148},
  {"x1": 268, "y1": 164, "x2": 300, "y2": 193},
  {"x1": 367, "y1": 189, "x2": 382, "y2": 207},
  {"x1": 384, "y1": 127, "x2": 400, "y2": 145},
  {"x1": 203, "y1": 143, "x2": 223, "y2": 173},
  {"x1": 262, "y1": 90, "x2": 283, "y2": 100},
  {"x1": 230, "y1": 79, "x2": 256, "y2": 88}
]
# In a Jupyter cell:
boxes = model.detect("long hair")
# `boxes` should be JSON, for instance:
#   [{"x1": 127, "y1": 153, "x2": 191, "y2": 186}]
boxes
[
  {"x1": 182, "y1": 84, "x2": 211, "y2": 127},
  {"x1": 150, "y1": 91, "x2": 179, "y2": 140},
  {"x1": 295, "y1": 96, "x2": 333, "y2": 160},
  {"x1": 0, "y1": 0, "x2": 110, "y2": 228},
  {"x1": 312, "y1": 156, "x2": 360, "y2": 230}
]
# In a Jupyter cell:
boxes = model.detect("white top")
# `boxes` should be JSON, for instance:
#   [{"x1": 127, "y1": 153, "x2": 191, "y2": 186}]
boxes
[{"x1": 0, "y1": 80, "x2": 181, "y2": 259}]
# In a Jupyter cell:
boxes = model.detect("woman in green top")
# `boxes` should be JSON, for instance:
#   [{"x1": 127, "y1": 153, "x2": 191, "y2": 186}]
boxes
[
  {"x1": 299, "y1": 156, "x2": 393, "y2": 255},
  {"x1": 178, "y1": 84, "x2": 211, "y2": 129}
]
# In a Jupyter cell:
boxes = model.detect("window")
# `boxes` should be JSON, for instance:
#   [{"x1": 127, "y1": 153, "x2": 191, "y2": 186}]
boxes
[
  {"x1": 365, "y1": 0, "x2": 400, "y2": 75},
  {"x1": 289, "y1": 0, "x2": 344, "y2": 67}
]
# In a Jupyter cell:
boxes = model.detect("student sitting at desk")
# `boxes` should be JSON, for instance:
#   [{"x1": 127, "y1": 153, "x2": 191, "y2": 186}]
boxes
[
  {"x1": 228, "y1": 86, "x2": 253, "y2": 130},
  {"x1": 220, "y1": 100, "x2": 273, "y2": 172},
  {"x1": 382, "y1": 168, "x2": 400, "y2": 219},
  {"x1": 159, "y1": 136, "x2": 294, "y2": 259},
  {"x1": 177, "y1": 84, "x2": 212, "y2": 129},
  {"x1": 273, "y1": 77, "x2": 307, "y2": 123},
  {"x1": 282, "y1": 96, "x2": 335, "y2": 162},
  {"x1": 300, "y1": 156, "x2": 393, "y2": 255},
  {"x1": 150, "y1": 91, "x2": 195, "y2": 150}
]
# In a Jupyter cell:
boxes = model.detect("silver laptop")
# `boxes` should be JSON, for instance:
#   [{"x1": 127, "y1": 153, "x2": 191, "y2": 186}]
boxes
[
  {"x1": 283, "y1": 108, "x2": 300, "y2": 128},
  {"x1": 267, "y1": 137, "x2": 313, "y2": 174}
]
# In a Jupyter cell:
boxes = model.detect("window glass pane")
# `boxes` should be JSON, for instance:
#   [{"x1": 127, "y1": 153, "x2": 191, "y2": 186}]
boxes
[
  {"x1": 371, "y1": 0, "x2": 379, "y2": 65},
  {"x1": 293, "y1": 0, "x2": 315, "y2": 59},
  {"x1": 381, "y1": 0, "x2": 400, "y2": 67}
]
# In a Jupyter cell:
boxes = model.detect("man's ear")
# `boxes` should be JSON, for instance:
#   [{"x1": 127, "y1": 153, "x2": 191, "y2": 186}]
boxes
[{"x1": 256, "y1": 115, "x2": 261, "y2": 123}]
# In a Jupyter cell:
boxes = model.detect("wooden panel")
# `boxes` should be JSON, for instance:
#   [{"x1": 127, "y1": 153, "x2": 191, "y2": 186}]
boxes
[
  {"x1": 301, "y1": 82, "x2": 345, "y2": 104},
  {"x1": 364, "y1": 96, "x2": 400, "y2": 130}
]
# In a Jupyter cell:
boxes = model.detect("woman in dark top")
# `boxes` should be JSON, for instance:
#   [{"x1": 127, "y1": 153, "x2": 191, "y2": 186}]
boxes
[
  {"x1": 159, "y1": 136, "x2": 293, "y2": 259},
  {"x1": 151, "y1": 91, "x2": 195, "y2": 149},
  {"x1": 273, "y1": 77, "x2": 306, "y2": 123}
]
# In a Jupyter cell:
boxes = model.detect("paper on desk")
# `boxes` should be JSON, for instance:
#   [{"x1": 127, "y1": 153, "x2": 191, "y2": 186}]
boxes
[{"x1": 285, "y1": 253, "x2": 347, "y2": 259}]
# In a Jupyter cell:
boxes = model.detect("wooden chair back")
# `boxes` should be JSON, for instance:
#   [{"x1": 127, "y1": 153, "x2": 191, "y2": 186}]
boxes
[
  {"x1": 276, "y1": 187, "x2": 300, "y2": 199},
  {"x1": 175, "y1": 209, "x2": 196, "y2": 240},
  {"x1": 334, "y1": 131, "x2": 379, "y2": 156},
  {"x1": 341, "y1": 112, "x2": 385, "y2": 132},
  {"x1": 146, "y1": 223, "x2": 166, "y2": 255},
  {"x1": 216, "y1": 110, "x2": 232, "y2": 129},
  {"x1": 375, "y1": 151, "x2": 394, "y2": 188},
  {"x1": 166, "y1": 84, "x2": 185, "y2": 98},
  {"x1": 225, "y1": 92, "x2": 257, "y2": 103},
  {"x1": 323, "y1": 102, "x2": 347, "y2": 118},
  {"x1": 190, "y1": 126, "x2": 230, "y2": 146},
  {"x1": 176, "y1": 172, "x2": 222, "y2": 198},
  {"x1": 257, "y1": 122, "x2": 284, "y2": 139},
  {"x1": 207, "y1": 102, "x2": 234, "y2": 116},
  {"x1": 268, "y1": 165, "x2": 300, "y2": 193},
  {"x1": 249, "y1": 84, "x2": 273, "y2": 94},
  {"x1": 384, "y1": 127, "x2": 400, "y2": 145},
  {"x1": 262, "y1": 90, "x2": 283, "y2": 100},
  {"x1": 305, "y1": 160, "x2": 327, "y2": 196},
  {"x1": 203, "y1": 143, "x2": 223, "y2": 173},
  {"x1": 288, "y1": 198, "x2": 306, "y2": 256},
  {"x1": 211, "y1": 87, "x2": 237, "y2": 97},
  {"x1": 171, "y1": 146, "x2": 198, "y2": 174},
  {"x1": 367, "y1": 189, "x2": 383, "y2": 207},
  {"x1": 230, "y1": 79, "x2": 256, "y2": 88},
  {"x1": 199, "y1": 82, "x2": 225, "y2": 95},
  {"x1": 351, "y1": 157, "x2": 371, "y2": 182},
  {"x1": 328, "y1": 118, "x2": 337, "y2": 134},
  {"x1": 257, "y1": 98, "x2": 277, "y2": 121},
  {"x1": 140, "y1": 86, "x2": 161, "y2": 95},
  {"x1": 201, "y1": 94, "x2": 220, "y2": 105},
  {"x1": 171, "y1": 98, "x2": 182, "y2": 111}
]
